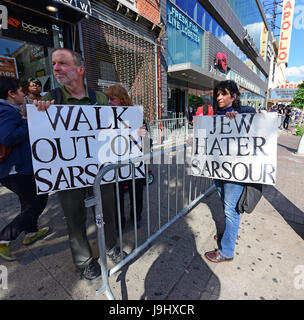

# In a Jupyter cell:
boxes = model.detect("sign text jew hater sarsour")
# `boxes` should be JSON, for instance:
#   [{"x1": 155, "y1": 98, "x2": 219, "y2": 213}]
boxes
[
  {"x1": 27, "y1": 105, "x2": 144, "y2": 194},
  {"x1": 191, "y1": 112, "x2": 277, "y2": 185}
]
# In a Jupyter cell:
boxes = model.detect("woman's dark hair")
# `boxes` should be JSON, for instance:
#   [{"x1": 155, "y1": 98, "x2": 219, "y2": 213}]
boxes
[
  {"x1": 213, "y1": 80, "x2": 241, "y2": 112},
  {"x1": 0, "y1": 77, "x2": 20, "y2": 99},
  {"x1": 28, "y1": 78, "x2": 42, "y2": 87}
]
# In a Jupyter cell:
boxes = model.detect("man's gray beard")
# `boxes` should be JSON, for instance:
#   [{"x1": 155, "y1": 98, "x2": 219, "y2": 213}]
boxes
[{"x1": 56, "y1": 78, "x2": 65, "y2": 85}]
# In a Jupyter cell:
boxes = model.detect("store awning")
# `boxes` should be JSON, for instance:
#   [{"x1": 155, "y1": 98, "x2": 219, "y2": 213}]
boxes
[
  {"x1": 2, "y1": 0, "x2": 91, "y2": 24},
  {"x1": 168, "y1": 62, "x2": 225, "y2": 90}
]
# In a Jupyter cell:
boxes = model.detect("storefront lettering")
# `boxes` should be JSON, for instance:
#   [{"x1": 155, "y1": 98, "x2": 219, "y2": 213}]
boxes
[
  {"x1": 234, "y1": 74, "x2": 260, "y2": 95},
  {"x1": 21, "y1": 21, "x2": 48, "y2": 35},
  {"x1": 0, "y1": 5, "x2": 8, "y2": 29},
  {"x1": 54, "y1": 0, "x2": 91, "y2": 15},
  {"x1": 7, "y1": 15, "x2": 49, "y2": 35},
  {"x1": 280, "y1": 82, "x2": 299, "y2": 89},
  {"x1": 167, "y1": 5, "x2": 200, "y2": 43},
  {"x1": 209, "y1": 64, "x2": 227, "y2": 78}
]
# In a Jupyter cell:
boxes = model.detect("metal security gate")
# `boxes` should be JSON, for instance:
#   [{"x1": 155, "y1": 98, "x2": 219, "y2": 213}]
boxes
[
  {"x1": 85, "y1": 144, "x2": 215, "y2": 299},
  {"x1": 81, "y1": 17, "x2": 157, "y2": 122}
]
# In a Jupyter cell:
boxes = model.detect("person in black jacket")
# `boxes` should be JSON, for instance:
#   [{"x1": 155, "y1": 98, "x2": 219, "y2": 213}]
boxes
[
  {"x1": 0, "y1": 77, "x2": 49, "y2": 261},
  {"x1": 283, "y1": 106, "x2": 292, "y2": 130},
  {"x1": 204, "y1": 80, "x2": 256, "y2": 263}
]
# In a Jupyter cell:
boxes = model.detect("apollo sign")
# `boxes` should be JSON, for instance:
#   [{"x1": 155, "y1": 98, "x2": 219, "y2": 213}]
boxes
[
  {"x1": 280, "y1": 82, "x2": 299, "y2": 89},
  {"x1": 0, "y1": 5, "x2": 8, "y2": 29},
  {"x1": 278, "y1": 0, "x2": 295, "y2": 63}
]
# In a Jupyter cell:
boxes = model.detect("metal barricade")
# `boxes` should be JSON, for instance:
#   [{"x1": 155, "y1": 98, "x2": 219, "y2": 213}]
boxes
[
  {"x1": 149, "y1": 117, "x2": 188, "y2": 146},
  {"x1": 85, "y1": 143, "x2": 215, "y2": 300}
]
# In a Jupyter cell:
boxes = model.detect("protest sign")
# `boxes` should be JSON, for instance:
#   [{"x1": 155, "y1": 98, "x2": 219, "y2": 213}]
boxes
[
  {"x1": 191, "y1": 112, "x2": 277, "y2": 185},
  {"x1": 27, "y1": 104, "x2": 144, "y2": 194}
]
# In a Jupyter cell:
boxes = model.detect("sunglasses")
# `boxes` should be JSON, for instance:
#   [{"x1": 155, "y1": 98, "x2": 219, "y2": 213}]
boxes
[{"x1": 108, "y1": 97, "x2": 117, "y2": 101}]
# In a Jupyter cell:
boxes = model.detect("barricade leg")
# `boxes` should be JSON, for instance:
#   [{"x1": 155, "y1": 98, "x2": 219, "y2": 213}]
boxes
[{"x1": 85, "y1": 187, "x2": 115, "y2": 300}]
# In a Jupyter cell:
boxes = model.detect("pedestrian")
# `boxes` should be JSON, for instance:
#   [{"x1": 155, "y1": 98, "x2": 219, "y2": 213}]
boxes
[
  {"x1": 188, "y1": 106, "x2": 194, "y2": 124},
  {"x1": 21, "y1": 78, "x2": 44, "y2": 118},
  {"x1": 204, "y1": 80, "x2": 256, "y2": 263},
  {"x1": 105, "y1": 85, "x2": 145, "y2": 230},
  {"x1": 0, "y1": 77, "x2": 49, "y2": 262},
  {"x1": 283, "y1": 106, "x2": 292, "y2": 129},
  {"x1": 34, "y1": 48, "x2": 124, "y2": 281},
  {"x1": 25, "y1": 78, "x2": 43, "y2": 103}
]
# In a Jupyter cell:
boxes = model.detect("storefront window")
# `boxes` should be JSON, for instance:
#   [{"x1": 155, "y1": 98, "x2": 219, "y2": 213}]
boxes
[
  {"x1": 167, "y1": 1, "x2": 204, "y2": 67},
  {"x1": 226, "y1": 0, "x2": 266, "y2": 52},
  {"x1": 0, "y1": 24, "x2": 64, "y2": 92},
  {"x1": 169, "y1": 0, "x2": 266, "y2": 82}
]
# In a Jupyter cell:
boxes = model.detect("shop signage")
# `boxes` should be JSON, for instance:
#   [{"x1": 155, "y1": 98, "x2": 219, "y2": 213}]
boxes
[
  {"x1": 279, "y1": 82, "x2": 299, "y2": 89},
  {"x1": 2, "y1": 3, "x2": 53, "y2": 47},
  {"x1": 270, "y1": 88, "x2": 296, "y2": 100},
  {"x1": 167, "y1": 2, "x2": 200, "y2": 44},
  {"x1": 27, "y1": 104, "x2": 144, "y2": 194},
  {"x1": 260, "y1": 25, "x2": 267, "y2": 59},
  {"x1": 215, "y1": 52, "x2": 227, "y2": 72},
  {"x1": 54, "y1": 0, "x2": 92, "y2": 15},
  {"x1": 232, "y1": 72, "x2": 262, "y2": 96},
  {"x1": 0, "y1": 56, "x2": 18, "y2": 78},
  {"x1": 191, "y1": 113, "x2": 277, "y2": 185},
  {"x1": 0, "y1": 4, "x2": 7, "y2": 29},
  {"x1": 278, "y1": 0, "x2": 295, "y2": 64}
]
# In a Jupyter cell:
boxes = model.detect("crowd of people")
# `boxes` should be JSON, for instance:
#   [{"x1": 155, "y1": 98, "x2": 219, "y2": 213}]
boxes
[{"x1": 1, "y1": 46, "x2": 298, "y2": 283}]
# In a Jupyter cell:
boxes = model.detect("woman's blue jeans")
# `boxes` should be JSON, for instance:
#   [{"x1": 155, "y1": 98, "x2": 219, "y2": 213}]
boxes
[{"x1": 214, "y1": 179, "x2": 244, "y2": 258}]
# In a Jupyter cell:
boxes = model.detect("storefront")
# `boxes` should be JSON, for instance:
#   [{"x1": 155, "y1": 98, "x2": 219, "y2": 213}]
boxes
[
  {"x1": 80, "y1": 0, "x2": 162, "y2": 122},
  {"x1": 0, "y1": 0, "x2": 91, "y2": 91},
  {"x1": 166, "y1": 0, "x2": 268, "y2": 115}
]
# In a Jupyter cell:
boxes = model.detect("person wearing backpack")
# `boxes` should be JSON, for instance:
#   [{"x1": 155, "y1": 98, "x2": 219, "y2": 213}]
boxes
[{"x1": 35, "y1": 48, "x2": 124, "y2": 281}]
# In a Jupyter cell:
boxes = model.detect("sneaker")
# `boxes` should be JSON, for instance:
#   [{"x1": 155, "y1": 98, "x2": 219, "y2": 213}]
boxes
[
  {"x1": 0, "y1": 243, "x2": 16, "y2": 261},
  {"x1": 23, "y1": 227, "x2": 50, "y2": 246},
  {"x1": 81, "y1": 258, "x2": 101, "y2": 281},
  {"x1": 106, "y1": 247, "x2": 127, "y2": 264}
]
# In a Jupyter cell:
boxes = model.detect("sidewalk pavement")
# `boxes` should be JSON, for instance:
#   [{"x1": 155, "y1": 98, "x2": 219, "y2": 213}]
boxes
[{"x1": 0, "y1": 131, "x2": 303, "y2": 300}]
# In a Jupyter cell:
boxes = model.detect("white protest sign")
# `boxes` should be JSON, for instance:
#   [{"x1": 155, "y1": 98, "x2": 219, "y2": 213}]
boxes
[
  {"x1": 191, "y1": 112, "x2": 277, "y2": 185},
  {"x1": 27, "y1": 104, "x2": 144, "y2": 194}
]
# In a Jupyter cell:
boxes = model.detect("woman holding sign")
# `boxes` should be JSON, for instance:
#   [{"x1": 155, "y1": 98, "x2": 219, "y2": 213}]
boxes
[
  {"x1": 105, "y1": 85, "x2": 146, "y2": 230},
  {"x1": 204, "y1": 80, "x2": 256, "y2": 263},
  {"x1": 0, "y1": 77, "x2": 49, "y2": 262}
]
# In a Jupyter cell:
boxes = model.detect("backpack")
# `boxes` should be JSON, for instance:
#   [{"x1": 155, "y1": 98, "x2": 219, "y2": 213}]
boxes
[
  {"x1": 49, "y1": 87, "x2": 97, "y2": 105},
  {"x1": 237, "y1": 183, "x2": 263, "y2": 214}
]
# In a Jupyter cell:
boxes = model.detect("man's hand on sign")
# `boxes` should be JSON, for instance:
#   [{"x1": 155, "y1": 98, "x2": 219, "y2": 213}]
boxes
[
  {"x1": 225, "y1": 110, "x2": 238, "y2": 119},
  {"x1": 33, "y1": 99, "x2": 55, "y2": 112}
]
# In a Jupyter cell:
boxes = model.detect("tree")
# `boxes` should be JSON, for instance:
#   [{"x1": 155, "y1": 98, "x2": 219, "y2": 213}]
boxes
[
  {"x1": 292, "y1": 81, "x2": 304, "y2": 109},
  {"x1": 188, "y1": 93, "x2": 203, "y2": 109}
]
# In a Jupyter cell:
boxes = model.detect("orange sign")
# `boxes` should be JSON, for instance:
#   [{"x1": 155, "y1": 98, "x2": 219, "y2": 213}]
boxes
[
  {"x1": 0, "y1": 56, "x2": 18, "y2": 79},
  {"x1": 278, "y1": 0, "x2": 295, "y2": 64},
  {"x1": 260, "y1": 25, "x2": 267, "y2": 59}
]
